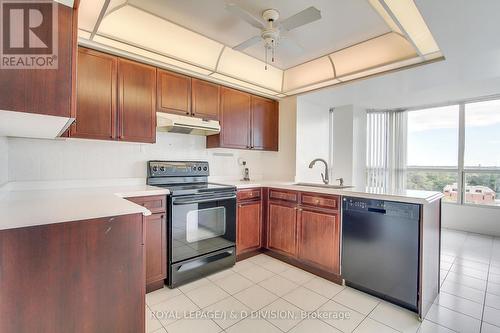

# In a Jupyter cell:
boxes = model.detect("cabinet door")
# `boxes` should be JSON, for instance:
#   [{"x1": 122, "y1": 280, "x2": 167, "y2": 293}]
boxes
[
  {"x1": 251, "y1": 96, "x2": 279, "y2": 151},
  {"x1": 267, "y1": 202, "x2": 297, "y2": 256},
  {"x1": 145, "y1": 213, "x2": 167, "y2": 285},
  {"x1": 298, "y1": 209, "x2": 340, "y2": 273},
  {"x1": 237, "y1": 201, "x2": 262, "y2": 255},
  {"x1": 0, "y1": 4, "x2": 74, "y2": 118},
  {"x1": 219, "y1": 87, "x2": 251, "y2": 149},
  {"x1": 73, "y1": 48, "x2": 117, "y2": 140},
  {"x1": 118, "y1": 58, "x2": 156, "y2": 143},
  {"x1": 157, "y1": 69, "x2": 191, "y2": 116},
  {"x1": 191, "y1": 78, "x2": 220, "y2": 120}
]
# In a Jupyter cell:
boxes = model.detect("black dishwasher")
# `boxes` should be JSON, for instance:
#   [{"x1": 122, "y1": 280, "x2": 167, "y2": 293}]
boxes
[{"x1": 342, "y1": 197, "x2": 420, "y2": 312}]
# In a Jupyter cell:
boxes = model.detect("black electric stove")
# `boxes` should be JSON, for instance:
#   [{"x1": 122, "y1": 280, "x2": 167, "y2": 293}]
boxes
[{"x1": 147, "y1": 161, "x2": 237, "y2": 288}]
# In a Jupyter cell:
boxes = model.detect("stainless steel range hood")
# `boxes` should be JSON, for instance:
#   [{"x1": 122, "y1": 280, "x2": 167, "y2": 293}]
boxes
[{"x1": 156, "y1": 112, "x2": 220, "y2": 136}]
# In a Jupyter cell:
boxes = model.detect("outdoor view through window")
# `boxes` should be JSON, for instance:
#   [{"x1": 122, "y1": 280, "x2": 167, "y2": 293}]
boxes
[{"x1": 406, "y1": 100, "x2": 500, "y2": 206}]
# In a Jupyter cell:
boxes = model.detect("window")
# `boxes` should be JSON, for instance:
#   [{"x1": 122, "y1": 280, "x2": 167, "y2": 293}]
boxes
[
  {"x1": 367, "y1": 96, "x2": 500, "y2": 207},
  {"x1": 406, "y1": 105, "x2": 459, "y2": 203},
  {"x1": 463, "y1": 100, "x2": 500, "y2": 206}
]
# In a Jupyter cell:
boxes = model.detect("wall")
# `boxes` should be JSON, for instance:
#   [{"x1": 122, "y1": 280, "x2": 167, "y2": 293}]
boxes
[
  {"x1": 0, "y1": 137, "x2": 7, "y2": 186},
  {"x1": 295, "y1": 97, "x2": 330, "y2": 183},
  {"x1": 6, "y1": 98, "x2": 297, "y2": 183},
  {"x1": 443, "y1": 204, "x2": 500, "y2": 237}
]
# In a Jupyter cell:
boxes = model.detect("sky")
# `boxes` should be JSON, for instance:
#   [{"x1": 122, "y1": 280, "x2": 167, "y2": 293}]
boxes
[{"x1": 407, "y1": 100, "x2": 500, "y2": 167}]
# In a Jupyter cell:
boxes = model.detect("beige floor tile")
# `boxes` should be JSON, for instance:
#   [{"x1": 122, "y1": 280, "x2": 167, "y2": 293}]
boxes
[
  {"x1": 444, "y1": 272, "x2": 487, "y2": 291},
  {"x1": 488, "y1": 281, "x2": 500, "y2": 296},
  {"x1": 289, "y1": 319, "x2": 343, "y2": 333},
  {"x1": 150, "y1": 294, "x2": 199, "y2": 326},
  {"x1": 303, "y1": 276, "x2": 345, "y2": 298},
  {"x1": 260, "y1": 260, "x2": 293, "y2": 274},
  {"x1": 279, "y1": 266, "x2": 315, "y2": 284},
  {"x1": 434, "y1": 292, "x2": 483, "y2": 319},
  {"x1": 318, "y1": 300, "x2": 365, "y2": 333},
  {"x1": 178, "y1": 277, "x2": 211, "y2": 293},
  {"x1": 482, "y1": 322, "x2": 500, "y2": 333},
  {"x1": 453, "y1": 258, "x2": 490, "y2": 272},
  {"x1": 489, "y1": 272, "x2": 500, "y2": 284},
  {"x1": 233, "y1": 284, "x2": 279, "y2": 311},
  {"x1": 424, "y1": 304, "x2": 481, "y2": 333},
  {"x1": 283, "y1": 286, "x2": 329, "y2": 311},
  {"x1": 353, "y1": 318, "x2": 399, "y2": 333},
  {"x1": 213, "y1": 273, "x2": 253, "y2": 295},
  {"x1": 238, "y1": 265, "x2": 275, "y2": 283},
  {"x1": 417, "y1": 320, "x2": 454, "y2": 333},
  {"x1": 146, "y1": 286, "x2": 182, "y2": 306},
  {"x1": 146, "y1": 307, "x2": 163, "y2": 333},
  {"x1": 165, "y1": 317, "x2": 222, "y2": 333},
  {"x1": 333, "y1": 288, "x2": 380, "y2": 315},
  {"x1": 231, "y1": 260, "x2": 258, "y2": 273},
  {"x1": 450, "y1": 264, "x2": 488, "y2": 280},
  {"x1": 261, "y1": 298, "x2": 303, "y2": 331},
  {"x1": 369, "y1": 302, "x2": 421, "y2": 333},
  {"x1": 203, "y1": 296, "x2": 250, "y2": 329},
  {"x1": 247, "y1": 254, "x2": 275, "y2": 266},
  {"x1": 258, "y1": 274, "x2": 299, "y2": 296},
  {"x1": 486, "y1": 293, "x2": 500, "y2": 310},
  {"x1": 225, "y1": 317, "x2": 282, "y2": 333},
  {"x1": 207, "y1": 268, "x2": 237, "y2": 282},
  {"x1": 185, "y1": 283, "x2": 230, "y2": 308}
]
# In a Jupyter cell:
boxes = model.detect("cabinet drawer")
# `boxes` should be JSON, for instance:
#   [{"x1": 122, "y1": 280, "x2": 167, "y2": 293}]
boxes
[
  {"x1": 269, "y1": 189, "x2": 298, "y2": 203},
  {"x1": 237, "y1": 189, "x2": 261, "y2": 201},
  {"x1": 127, "y1": 195, "x2": 166, "y2": 214},
  {"x1": 301, "y1": 193, "x2": 339, "y2": 210}
]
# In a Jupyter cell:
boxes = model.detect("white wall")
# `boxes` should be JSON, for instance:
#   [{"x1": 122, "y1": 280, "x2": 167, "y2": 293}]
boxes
[
  {"x1": 443, "y1": 204, "x2": 500, "y2": 237},
  {"x1": 295, "y1": 97, "x2": 330, "y2": 183},
  {"x1": 6, "y1": 99, "x2": 296, "y2": 183},
  {"x1": 0, "y1": 137, "x2": 8, "y2": 186}
]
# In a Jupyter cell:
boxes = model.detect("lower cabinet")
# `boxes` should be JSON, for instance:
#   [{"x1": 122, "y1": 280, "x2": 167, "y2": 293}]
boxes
[
  {"x1": 145, "y1": 213, "x2": 167, "y2": 290},
  {"x1": 237, "y1": 201, "x2": 262, "y2": 255},
  {"x1": 297, "y1": 208, "x2": 340, "y2": 273},
  {"x1": 266, "y1": 190, "x2": 341, "y2": 276},
  {"x1": 267, "y1": 202, "x2": 297, "y2": 257}
]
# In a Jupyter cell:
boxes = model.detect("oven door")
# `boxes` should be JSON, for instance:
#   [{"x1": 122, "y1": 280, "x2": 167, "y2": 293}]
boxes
[{"x1": 169, "y1": 191, "x2": 236, "y2": 264}]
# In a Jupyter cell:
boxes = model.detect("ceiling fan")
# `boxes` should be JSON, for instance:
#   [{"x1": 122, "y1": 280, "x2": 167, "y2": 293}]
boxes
[{"x1": 226, "y1": 3, "x2": 322, "y2": 69}]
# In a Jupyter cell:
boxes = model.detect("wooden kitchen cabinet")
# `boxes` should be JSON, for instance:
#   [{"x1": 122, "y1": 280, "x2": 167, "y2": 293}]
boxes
[
  {"x1": 0, "y1": 4, "x2": 76, "y2": 118},
  {"x1": 237, "y1": 188, "x2": 263, "y2": 256},
  {"x1": 191, "y1": 78, "x2": 220, "y2": 120},
  {"x1": 297, "y1": 208, "x2": 340, "y2": 273},
  {"x1": 72, "y1": 48, "x2": 117, "y2": 140},
  {"x1": 251, "y1": 96, "x2": 279, "y2": 151},
  {"x1": 267, "y1": 202, "x2": 297, "y2": 257},
  {"x1": 0, "y1": 214, "x2": 145, "y2": 333},
  {"x1": 157, "y1": 69, "x2": 191, "y2": 116},
  {"x1": 144, "y1": 213, "x2": 167, "y2": 290},
  {"x1": 118, "y1": 58, "x2": 156, "y2": 143}
]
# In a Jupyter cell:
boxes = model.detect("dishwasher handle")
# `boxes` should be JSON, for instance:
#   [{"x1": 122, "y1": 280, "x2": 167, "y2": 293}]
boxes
[{"x1": 367, "y1": 207, "x2": 386, "y2": 214}]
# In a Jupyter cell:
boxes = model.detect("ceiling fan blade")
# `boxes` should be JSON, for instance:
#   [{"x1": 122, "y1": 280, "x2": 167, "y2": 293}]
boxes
[
  {"x1": 279, "y1": 35, "x2": 304, "y2": 53},
  {"x1": 280, "y1": 6, "x2": 321, "y2": 31},
  {"x1": 233, "y1": 35, "x2": 262, "y2": 51},
  {"x1": 225, "y1": 3, "x2": 265, "y2": 29}
]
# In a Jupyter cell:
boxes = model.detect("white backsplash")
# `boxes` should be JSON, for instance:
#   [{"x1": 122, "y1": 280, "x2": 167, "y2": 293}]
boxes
[{"x1": 0, "y1": 137, "x2": 8, "y2": 186}]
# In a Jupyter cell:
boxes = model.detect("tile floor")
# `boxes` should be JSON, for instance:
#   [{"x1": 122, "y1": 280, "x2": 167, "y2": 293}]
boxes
[{"x1": 145, "y1": 228, "x2": 500, "y2": 333}]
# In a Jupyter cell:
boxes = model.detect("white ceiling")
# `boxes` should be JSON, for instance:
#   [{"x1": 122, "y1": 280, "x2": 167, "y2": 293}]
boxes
[
  {"x1": 300, "y1": 0, "x2": 500, "y2": 109},
  {"x1": 127, "y1": 0, "x2": 391, "y2": 69}
]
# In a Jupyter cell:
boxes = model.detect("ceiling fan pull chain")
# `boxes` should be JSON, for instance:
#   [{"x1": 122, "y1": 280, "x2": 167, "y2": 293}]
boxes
[
  {"x1": 272, "y1": 40, "x2": 275, "y2": 63},
  {"x1": 265, "y1": 46, "x2": 268, "y2": 70}
]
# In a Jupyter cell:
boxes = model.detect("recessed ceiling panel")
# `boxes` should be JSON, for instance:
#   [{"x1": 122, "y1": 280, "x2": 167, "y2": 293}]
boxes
[{"x1": 127, "y1": 0, "x2": 391, "y2": 69}]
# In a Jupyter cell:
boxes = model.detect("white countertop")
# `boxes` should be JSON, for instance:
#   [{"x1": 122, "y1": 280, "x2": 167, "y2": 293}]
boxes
[
  {"x1": 0, "y1": 182, "x2": 169, "y2": 231},
  {"x1": 213, "y1": 179, "x2": 444, "y2": 205}
]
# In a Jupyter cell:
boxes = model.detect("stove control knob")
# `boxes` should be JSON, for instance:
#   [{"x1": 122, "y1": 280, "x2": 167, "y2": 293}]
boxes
[
  {"x1": 197, "y1": 166, "x2": 202, "y2": 171},
  {"x1": 159, "y1": 166, "x2": 165, "y2": 172},
  {"x1": 192, "y1": 166, "x2": 197, "y2": 171},
  {"x1": 203, "y1": 166, "x2": 208, "y2": 171},
  {"x1": 152, "y1": 166, "x2": 158, "y2": 172}
]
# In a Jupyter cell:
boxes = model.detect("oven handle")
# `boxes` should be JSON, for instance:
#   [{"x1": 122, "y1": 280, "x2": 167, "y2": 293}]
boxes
[{"x1": 173, "y1": 194, "x2": 237, "y2": 205}]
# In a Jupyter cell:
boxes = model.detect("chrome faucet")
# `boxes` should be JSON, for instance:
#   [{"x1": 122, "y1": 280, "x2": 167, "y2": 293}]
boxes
[{"x1": 308, "y1": 158, "x2": 329, "y2": 185}]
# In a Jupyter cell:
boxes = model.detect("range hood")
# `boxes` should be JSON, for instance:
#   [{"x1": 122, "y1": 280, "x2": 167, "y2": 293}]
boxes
[{"x1": 156, "y1": 113, "x2": 220, "y2": 136}]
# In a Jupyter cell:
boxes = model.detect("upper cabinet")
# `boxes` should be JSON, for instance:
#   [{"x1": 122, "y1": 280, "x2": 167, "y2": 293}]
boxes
[
  {"x1": 72, "y1": 48, "x2": 117, "y2": 140},
  {"x1": 251, "y1": 96, "x2": 279, "y2": 151},
  {"x1": 118, "y1": 59, "x2": 156, "y2": 143},
  {"x1": 207, "y1": 87, "x2": 279, "y2": 151},
  {"x1": 0, "y1": 4, "x2": 76, "y2": 118},
  {"x1": 191, "y1": 78, "x2": 220, "y2": 120},
  {"x1": 157, "y1": 69, "x2": 191, "y2": 116},
  {"x1": 74, "y1": 47, "x2": 156, "y2": 143}
]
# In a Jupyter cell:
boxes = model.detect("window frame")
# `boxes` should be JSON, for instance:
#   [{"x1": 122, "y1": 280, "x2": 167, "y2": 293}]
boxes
[{"x1": 404, "y1": 95, "x2": 500, "y2": 208}]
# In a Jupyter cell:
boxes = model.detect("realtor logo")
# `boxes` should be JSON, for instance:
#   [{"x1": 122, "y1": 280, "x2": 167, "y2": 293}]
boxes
[{"x1": 0, "y1": 0, "x2": 58, "y2": 69}]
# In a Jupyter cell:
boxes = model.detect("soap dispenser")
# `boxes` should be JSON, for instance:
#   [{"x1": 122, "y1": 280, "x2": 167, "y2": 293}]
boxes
[{"x1": 242, "y1": 161, "x2": 250, "y2": 181}]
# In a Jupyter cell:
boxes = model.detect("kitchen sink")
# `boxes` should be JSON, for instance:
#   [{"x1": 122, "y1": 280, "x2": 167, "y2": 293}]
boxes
[{"x1": 293, "y1": 182, "x2": 354, "y2": 189}]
